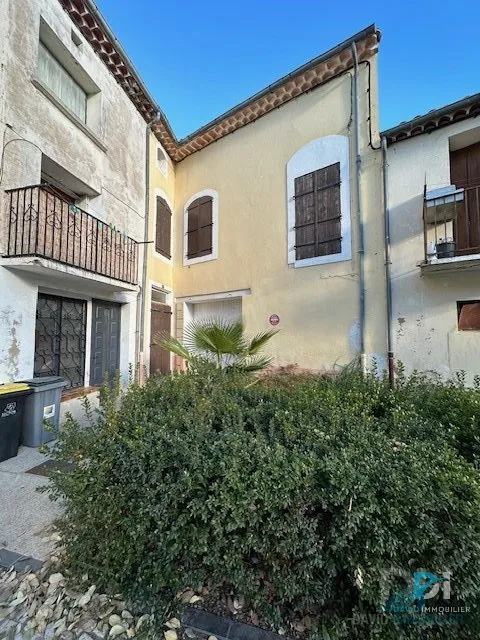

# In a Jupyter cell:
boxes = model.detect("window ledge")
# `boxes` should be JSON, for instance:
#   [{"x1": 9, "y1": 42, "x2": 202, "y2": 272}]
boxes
[
  {"x1": 152, "y1": 244, "x2": 173, "y2": 265},
  {"x1": 183, "y1": 253, "x2": 217, "y2": 267},
  {"x1": 31, "y1": 76, "x2": 107, "y2": 153},
  {"x1": 290, "y1": 252, "x2": 351, "y2": 268}
]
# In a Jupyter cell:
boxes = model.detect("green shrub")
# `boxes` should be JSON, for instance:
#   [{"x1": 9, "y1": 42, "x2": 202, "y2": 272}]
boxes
[{"x1": 47, "y1": 368, "x2": 480, "y2": 639}]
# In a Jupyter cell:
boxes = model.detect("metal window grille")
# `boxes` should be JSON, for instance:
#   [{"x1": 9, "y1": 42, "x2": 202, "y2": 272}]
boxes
[{"x1": 34, "y1": 294, "x2": 87, "y2": 389}]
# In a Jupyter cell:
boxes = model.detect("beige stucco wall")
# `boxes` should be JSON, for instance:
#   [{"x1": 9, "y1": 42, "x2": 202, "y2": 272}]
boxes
[
  {"x1": 388, "y1": 119, "x2": 480, "y2": 382},
  {"x1": 171, "y1": 59, "x2": 386, "y2": 371}
]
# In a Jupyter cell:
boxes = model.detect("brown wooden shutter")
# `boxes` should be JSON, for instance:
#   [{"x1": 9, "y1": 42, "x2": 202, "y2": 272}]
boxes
[
  {"x1": 458, "y1": 301, "x2": 480, "y2": 331},
  {"x1": 155, "y1": 196, "x2": 171, "y2": 259},
  {"x1": 150, "y1": 302, "x2": 172, "y2": 374},
  {"x1": 294, "y1": 162, "x2": 341, "y2": 260},
  {"x1": 187, "y1": 196, "x2": 213, "y2": 259}
]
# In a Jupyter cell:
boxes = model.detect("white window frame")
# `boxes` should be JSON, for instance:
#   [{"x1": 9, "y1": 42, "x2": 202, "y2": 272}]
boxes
[
  {"x1": 156, "y1": 143, "x2": 168, "y2": 177},
  {"x1": 153, "y1": 188, "x2": 173, "y2": 265},
  {"x1": 287, "y1": 135, "x2": 351, "y2": 268},
  {"x1": 183, "y1": 189, "x2": 219, "y2": 266}
]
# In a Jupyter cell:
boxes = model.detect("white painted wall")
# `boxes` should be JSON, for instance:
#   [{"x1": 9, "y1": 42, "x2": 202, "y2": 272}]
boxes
[
  {"x1": 0, "y1": 0, "x2": 146, "y2": 411},
  {"x1": 388, "y1": 118, "x2": 480, "y2": 382}
]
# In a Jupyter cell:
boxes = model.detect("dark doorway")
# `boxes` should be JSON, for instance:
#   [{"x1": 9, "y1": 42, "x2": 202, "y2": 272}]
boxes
[
  {"x1": 150, "y1": 302, "x2": 172, "y2": 375},
  {"x1": 90, "y1": 300, "x2": 121, "y2": 386}
]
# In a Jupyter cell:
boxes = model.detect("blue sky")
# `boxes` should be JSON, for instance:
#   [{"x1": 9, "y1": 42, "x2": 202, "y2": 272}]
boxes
[{"x1": 96, "y1": 0, "x2": 479, "y2": 140}]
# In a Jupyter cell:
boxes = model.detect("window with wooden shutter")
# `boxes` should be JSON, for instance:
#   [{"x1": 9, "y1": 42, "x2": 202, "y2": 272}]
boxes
[
  {"x1": 186, "y1": 196, "x2": 213, "y2": 259},
  {"x1": 155, "y1": 196, "x2": 171, "y2": 259},
  {"x1": 458, "y1": 301, "x2": 480, "y2": 331},
  {"x1": 294, "y1": 162, "x2": 341, "y2": 260}
]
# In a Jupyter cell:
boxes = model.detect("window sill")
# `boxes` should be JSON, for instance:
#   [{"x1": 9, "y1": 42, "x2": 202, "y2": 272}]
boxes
[
  {"x1": 61, "y1": 386, "x2": 99, "y2": 402},
  {"x1": 183, "y1": 253, "x2": 217, "y2": 267},
  {"x1": 152, "y1": 249, "x2": 173, "y2": 265},
  {"x1": 31, "y1": 77, "x2": 107, "y2": 153},
  {"x1": 289, "y1": 251, "x2": 351, "y2": 268}
]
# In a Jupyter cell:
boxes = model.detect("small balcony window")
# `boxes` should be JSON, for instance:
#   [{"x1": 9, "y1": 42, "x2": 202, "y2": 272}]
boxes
[{"x1": 423, "y1": 185, "x2": 480, "y2": 262}]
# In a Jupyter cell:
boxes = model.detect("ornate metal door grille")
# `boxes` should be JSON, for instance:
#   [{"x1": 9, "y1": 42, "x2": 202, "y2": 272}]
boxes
[{"x1": 34, "y1": 294, "x2": 87, "y2": 389}]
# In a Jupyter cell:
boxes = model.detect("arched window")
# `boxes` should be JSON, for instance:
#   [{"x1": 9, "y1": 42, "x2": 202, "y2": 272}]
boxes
[
  {"x1": 183, "y1": 189, "x2": 218, "y2": 265},
  {"x1": 287, "y1": 135, "x2": 351, "y2": 267},
  {"x1": 156, "y1": 145, "x2": 168, "y2": 177}
]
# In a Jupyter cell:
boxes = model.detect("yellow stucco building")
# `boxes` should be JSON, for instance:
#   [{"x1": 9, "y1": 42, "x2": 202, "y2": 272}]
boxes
[{"x1": 143, "y1": 25, "x2": 388, "y2": 375}]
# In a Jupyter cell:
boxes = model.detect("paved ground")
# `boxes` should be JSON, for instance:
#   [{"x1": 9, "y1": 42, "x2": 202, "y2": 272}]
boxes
[{"x1": 0, "y1": 447, "x2": 62, "y2": 561}]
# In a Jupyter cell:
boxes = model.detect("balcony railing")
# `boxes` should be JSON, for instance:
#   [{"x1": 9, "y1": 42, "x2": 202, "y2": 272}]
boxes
[
  {"x1": 423, "y1": 185, "x2": 480, "y2": 262},
  {"x1": 4, "y1": 185, "x2": 139, "y2": 285}
]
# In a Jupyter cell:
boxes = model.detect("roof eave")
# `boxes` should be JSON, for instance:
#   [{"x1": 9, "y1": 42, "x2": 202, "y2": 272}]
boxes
[
  {"x1": 178, "y1": 24, "x2": 380, "y2": 146},
  {"x1": 383, "y1": 92, "x2": 480, "y2": 145}
]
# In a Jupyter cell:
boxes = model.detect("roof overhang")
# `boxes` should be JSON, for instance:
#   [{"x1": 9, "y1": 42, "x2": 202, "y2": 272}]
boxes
[{"x1": 383, "y1": 93, "x2": 480, "y2": 146}]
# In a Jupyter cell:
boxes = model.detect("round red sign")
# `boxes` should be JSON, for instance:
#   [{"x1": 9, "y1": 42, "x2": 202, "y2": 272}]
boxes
[{"x1": 269, "y1": 314, "x2": 280, "y2": 326}]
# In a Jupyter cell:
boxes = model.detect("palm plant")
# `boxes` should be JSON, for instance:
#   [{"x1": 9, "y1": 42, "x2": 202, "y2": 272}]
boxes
[{"x1": 156, "y1": 319, "x2": 278, "y2": 372}]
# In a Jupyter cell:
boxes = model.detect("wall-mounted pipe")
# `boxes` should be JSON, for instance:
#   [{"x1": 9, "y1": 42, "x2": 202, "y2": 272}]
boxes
[
  {"x1": 382, "y1": 136, "x2": 395, "y2": 387},
  {"x1": 351, "y1": 42, "x2": 366, "y2": 373},
  {"x1": 136, "y1": 112, "x2": 161, "y2": 382}
]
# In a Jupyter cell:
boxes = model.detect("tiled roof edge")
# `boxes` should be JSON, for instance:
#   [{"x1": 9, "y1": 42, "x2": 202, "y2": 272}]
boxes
[{"x1": 383, "y1": 92, "x2": 480, "y2": 145}]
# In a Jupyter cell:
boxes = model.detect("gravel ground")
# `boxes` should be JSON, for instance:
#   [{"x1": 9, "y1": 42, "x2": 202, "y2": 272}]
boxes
[{"x1": 0, "y1": 558, "x2": 155, "y2": 640}]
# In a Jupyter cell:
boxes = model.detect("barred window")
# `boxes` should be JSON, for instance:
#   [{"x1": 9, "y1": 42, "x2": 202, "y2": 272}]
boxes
[{"x1": 34, "y1": 294, "x2": 87, "y2": 389}]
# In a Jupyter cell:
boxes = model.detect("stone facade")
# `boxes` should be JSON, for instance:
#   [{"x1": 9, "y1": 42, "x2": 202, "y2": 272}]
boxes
[{"x1": 0, "y1": 0, "x2": 146, "y2": 414}]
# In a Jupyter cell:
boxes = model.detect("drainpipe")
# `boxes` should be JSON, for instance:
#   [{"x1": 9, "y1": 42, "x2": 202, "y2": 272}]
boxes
[
  {"x1": 351, "y1": 42, "x2": 366, "y2": 374},
  {"x1": 382, "y1": 136, "x2": 395, "y2": 388},
  {"x1": 136, "y1": 112, "x2": 161, "y2": 382}
]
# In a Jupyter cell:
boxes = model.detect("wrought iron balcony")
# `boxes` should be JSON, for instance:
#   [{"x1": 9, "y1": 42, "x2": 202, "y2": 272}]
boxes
[
  {"x1": 423, "y1": 185, "x2": 480, "y2": 264},
  {"x1": 4, "y1": 185, "x2": 138, "y2": 285}
]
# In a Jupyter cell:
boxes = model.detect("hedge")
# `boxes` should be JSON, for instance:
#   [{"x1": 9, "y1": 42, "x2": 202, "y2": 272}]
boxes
[{"x1": 47, "y1": 367, "x2": 480, "y2": 639}]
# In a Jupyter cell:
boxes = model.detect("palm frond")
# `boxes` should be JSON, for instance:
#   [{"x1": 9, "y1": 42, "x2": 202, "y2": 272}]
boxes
[
  {"x1": 234, "y1": 355, "x2": 273, "y2": 372},
  {"x1": 158, "y1": 318, "x2": 278, "y2": 373},
  {"x1": 182, "y1": 320, "x2": 217, "y2": 352},
  {"x1": 184, "y1": 318, "x2": 246, "y2": 355},
  {"x1": 206, "y1": 320, "x2": 246, "y2": 355},
  {"x1": 155, "y1": 332, "x2": 191, "y2": 360},
  {"x1": 247, "y1": 329, "x2": 279, "y2": 355}
]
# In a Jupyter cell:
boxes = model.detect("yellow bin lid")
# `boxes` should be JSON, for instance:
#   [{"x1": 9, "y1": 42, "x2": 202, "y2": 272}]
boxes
[{"x1": 0, "y1": 382, "x2": 30, "y2": 395}]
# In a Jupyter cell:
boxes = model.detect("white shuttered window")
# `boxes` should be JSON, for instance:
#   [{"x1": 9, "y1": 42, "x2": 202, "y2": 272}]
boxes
[{"x1": 37, "y1": 42, "x2": 87, "y2": 122}]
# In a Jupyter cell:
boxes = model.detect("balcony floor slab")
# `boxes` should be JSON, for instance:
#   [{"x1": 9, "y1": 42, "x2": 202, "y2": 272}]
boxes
[
  {"x1": 420, "y1": 253, "x2": 480, "y2": 274},
  {"x1": 0, "y1": 256, "x2": 138, "y2": 292}
]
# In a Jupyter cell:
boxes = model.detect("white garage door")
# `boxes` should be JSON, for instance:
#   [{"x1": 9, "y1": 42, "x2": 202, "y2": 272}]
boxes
[{"x1": 192, "y1": 298, "x2": 242, "y2": 324}]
